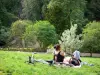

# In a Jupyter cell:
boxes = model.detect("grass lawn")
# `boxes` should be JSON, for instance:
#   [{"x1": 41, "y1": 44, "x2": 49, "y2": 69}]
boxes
[{"x1": 0, "y1": 50, "x2": 100, "y2": 75}]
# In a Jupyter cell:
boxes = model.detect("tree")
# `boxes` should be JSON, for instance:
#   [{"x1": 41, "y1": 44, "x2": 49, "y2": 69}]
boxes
[
  {"x1": 21, "y1": 0, "x2": 42, "y2": 22},
  {"x1": 0, "y1": 26, "x2": 10, "y2": 47},
  {"x1": 21, "y1": 0, "x2": 51, "y2": 21},
  {"x1": 23, "y1": 24, "x2": 37, "y2": 48},
  {"x1": 85, "y1": 0, "x2": 100, "y2": 21},
  {"x1": 24, "y1": 21, "x2": 58, "y2": 50},
  {"x1": 46, "y1": 0, "x2": 87, "y2": 34},
  {"x1": 82, "y1": 21, "x2": 100, "y2": 56},
  {"x1": 59, "y1": 24, "x2": 83, "y2": 53},
  {"x1": 10, "y1": 20, "x2": 33, "y2": 47},
  {"x1": 41, "y1": 0, "x2": 50, "y2": 19},
  {"x1": 0, "y1": 0, "x2": 21, "y2": 27},
  {"x1": 0, "y1": 0, "x2": 21, "y2": 46}
]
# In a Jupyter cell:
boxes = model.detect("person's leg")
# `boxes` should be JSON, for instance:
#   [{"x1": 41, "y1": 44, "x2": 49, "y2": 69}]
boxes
[{"x1": 46, "y1": 60, "x2": 54, "y2": 65}]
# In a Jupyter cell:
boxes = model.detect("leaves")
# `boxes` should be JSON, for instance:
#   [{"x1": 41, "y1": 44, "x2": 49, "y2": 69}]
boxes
[
  {"x1": 24, "y1": 21, "x2": 58, "y2": 49},
  {"x1": 21, "y1": 0, "x2": 42, "y2": 22},
  {"x1": 82, "y1": 21, "x2": 100, "y2": 53},
  {"x1": 59, "y1": 24, "x2": 83, "y2": 52},
  {"x1": 46, "y1": 0, "x2": 87, "y2": 34},
  {"x1": 10, "y1": 20, "x2": 33, "y2": 47}
]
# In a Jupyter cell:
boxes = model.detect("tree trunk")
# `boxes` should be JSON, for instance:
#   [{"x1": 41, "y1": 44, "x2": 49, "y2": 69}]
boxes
[
  {"x1": 90, "y1": 51, "x2": 92, "y2": 57},
  {"x1": 22, "y1": 39, "x2": 25, "y2": 48}
]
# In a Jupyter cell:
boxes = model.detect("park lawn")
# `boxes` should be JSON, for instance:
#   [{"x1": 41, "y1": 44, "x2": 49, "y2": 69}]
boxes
[{"x1": 0, "y1": 50, "x2": 100, "y2": 75}]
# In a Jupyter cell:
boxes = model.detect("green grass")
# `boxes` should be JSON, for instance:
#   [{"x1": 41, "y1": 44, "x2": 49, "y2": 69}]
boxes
[{"x1": 0, "y1": 50, "x2": 100, "y2": 75}]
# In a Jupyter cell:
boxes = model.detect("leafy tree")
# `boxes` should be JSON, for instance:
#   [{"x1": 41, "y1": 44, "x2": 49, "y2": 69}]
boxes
[
  {"x1": 0, "y1": 0, "x2": 20, "y2": 46},
  {"x1": 23, "y1": 24, "x2": 37, "y2": 48},
  {"x1": 59, "y1": 24, "x2": 83, "y2": 53},
  {"x1": 24, "y1": 21, "x2": 58, "y2": 50},
  {"x1": 0, "y1": 26, "x2": 10, "y2": 47},
  {"x1": 41, "y1": 0, "x2": 50, "y2": 19},
  {"x1": 10, "y1": 20, "x2": 33, "y2": 47},
  {"x1": 85, "y1": 0, "x2": 100, "y2": 21},
  {"x1": 0, "y1": 0, "x2": 21, "y2": 27},
  {"x1": 82, "y1": 21, "x2": 100, "y2": 56},
  {"x1": 21, "y1": 0, "x2": 43, "y2": 22},
  {"x1": 46, "y1": 0, "x2": 87, "y2": 34},
  {"x1": 21, "y1": 0, "x2": 50, "y2": 21},
  {"x1": 1, "y1": 0, "x2": 21, "y2": 15}
]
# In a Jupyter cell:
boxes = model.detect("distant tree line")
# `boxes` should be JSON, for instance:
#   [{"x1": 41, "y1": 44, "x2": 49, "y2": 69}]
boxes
[{"x1": 0, "y1": 0, "x2": 100, "y2": 54}]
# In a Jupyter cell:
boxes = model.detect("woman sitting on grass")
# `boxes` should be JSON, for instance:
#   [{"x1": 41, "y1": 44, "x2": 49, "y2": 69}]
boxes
[{"x1": 53, "y1": 44, "x2": 65, "y2": 63}]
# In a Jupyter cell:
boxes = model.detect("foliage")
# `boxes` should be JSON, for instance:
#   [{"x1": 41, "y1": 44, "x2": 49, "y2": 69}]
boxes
[
  {"x1": 24, "y1": 21, "x2": 58, "y2": 50},
  {"x1": 41, "y1": 0, "x2": 50, "y2": 19},
  {"x1": 23, "y1": 24, "x2": 37, "y2": 48},
  {"x1": 10, "y1": 20, "x2": 33, "y2": 47},
  {"x1": 0, "y1": 0, "x2": 21, "y2": 47},
  {"x1": 0, "y1": 0, "x2": 100, "y2": 51},
  {"x1": 85, "y1": 0, "x2": 100, "y2": 21},
  {"x1": 82, "y1": 21, "x2": 100, "y2": 56},
  {"x1": 21, "y1": 0, "x2": 42, "y2": 22},
  {"x1": 11, "y1": 20, "x2": 33, "y2": 37},
  {"x1": 0, "y1": 0, "x2": 21, "y2": 27},
  {"x1": 0, "y1": 26, "x2": 10, "y2": 46},
  {"x1": 46, "y1": 0, "x2": 87, "y2": 34},
  {"x1": 0, "y1": 0, "x2": 21, "y2": 15},
  {"x1": 59, "y1": 24, "x2": 83, "y2": 52},
  {"x1": 0, "y1": 51, "x2": 100, "y2": 75},
  {"x1": 21, "y1": 0, "x2": 51, "y2": 21}
]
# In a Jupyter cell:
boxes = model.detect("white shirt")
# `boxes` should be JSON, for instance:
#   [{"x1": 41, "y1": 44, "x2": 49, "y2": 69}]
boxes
[{"x1": 73, "y1": 50, "x2": 80, "y2": 59}]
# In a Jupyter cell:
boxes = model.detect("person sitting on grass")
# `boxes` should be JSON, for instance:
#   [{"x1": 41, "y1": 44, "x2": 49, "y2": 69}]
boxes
[
  {"x1": 73, "y1": 50, "x2": 81, "y2": 62},
  {"x1": 53, "y1": 44, "x2": 65, "y2": 64}
]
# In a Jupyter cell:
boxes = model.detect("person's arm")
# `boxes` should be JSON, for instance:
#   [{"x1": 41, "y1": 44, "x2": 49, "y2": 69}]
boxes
[
  {"x1": 73, "y1": 52, "x2": 75, "y2": 56},
  {"x1": 60, "y1": 51, "x2": 65, "y2": 56},
  {"x1": 54, "y1": 55, "x2": 57, "y2": 61}
]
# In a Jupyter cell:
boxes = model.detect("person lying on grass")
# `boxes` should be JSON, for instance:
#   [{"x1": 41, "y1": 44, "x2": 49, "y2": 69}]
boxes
[{"x1": 73, "y1": 50, "x2": 81, "y2": 62}]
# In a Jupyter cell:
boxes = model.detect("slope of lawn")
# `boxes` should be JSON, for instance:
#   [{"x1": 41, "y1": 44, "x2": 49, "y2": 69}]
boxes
[{"x1": 0, "y1": 50, "x2": 100, "y2": 75}]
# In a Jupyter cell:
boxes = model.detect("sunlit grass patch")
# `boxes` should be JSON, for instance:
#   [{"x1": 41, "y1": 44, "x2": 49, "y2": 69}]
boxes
[{"x1": 0, "y1": 50, "x2": 100, "y2": 75}]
